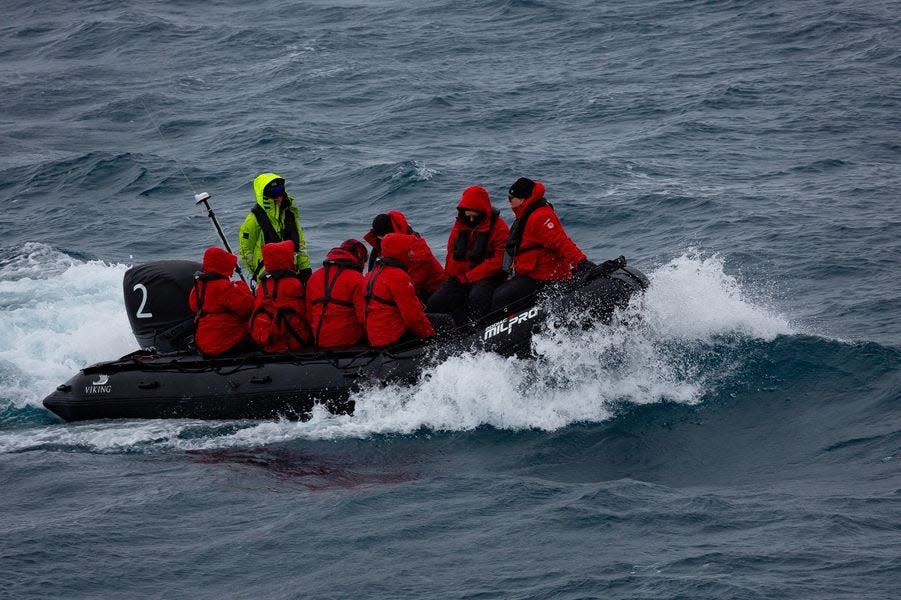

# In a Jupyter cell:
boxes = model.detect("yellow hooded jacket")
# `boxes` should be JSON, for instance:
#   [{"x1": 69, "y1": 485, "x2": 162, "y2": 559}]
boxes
[{"x1": 238, "y1": 172, "x2": 311, "y2": 280}]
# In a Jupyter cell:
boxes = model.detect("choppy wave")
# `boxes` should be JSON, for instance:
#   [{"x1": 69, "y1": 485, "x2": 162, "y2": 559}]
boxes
[{"x1": 3, "y1": 0, "x2": 901, "y2": 595}]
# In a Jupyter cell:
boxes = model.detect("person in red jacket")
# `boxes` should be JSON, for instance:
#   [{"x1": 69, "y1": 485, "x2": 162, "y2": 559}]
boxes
[
  {"x1": 492, "y1": 177, "x2": 593, "y2": 311},
  {"x1": 306, "y1": 239, "x2": 368, "y2": 348},
  {"x1": 363, "y1": 233, "x2": 438, "y2": 348},
  {"x1": 364, "y1": 210, "x2": 445, "y2": 299},
  {"x1": 189, "y1": 247, "x2": 255, "y2": 356},
  {"x1": 249, "y1": 240, "x2": 312, "y2": 353},
  {"x1": 427, "y1": 185, "x2": 510, "y2": 324}
]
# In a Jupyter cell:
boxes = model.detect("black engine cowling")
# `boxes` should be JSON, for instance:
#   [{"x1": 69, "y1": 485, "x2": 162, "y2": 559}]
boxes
[{"x1": 122, "y1": 260, "x2": 201, "y2": 352}]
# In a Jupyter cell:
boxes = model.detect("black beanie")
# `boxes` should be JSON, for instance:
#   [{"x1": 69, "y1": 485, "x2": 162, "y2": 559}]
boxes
[
  {"x1": 371, "y1": 214, "x2": 393, "y2": 236},
  {"x1": 508, "y1": 177, "x2": 535, "y2": 200}
]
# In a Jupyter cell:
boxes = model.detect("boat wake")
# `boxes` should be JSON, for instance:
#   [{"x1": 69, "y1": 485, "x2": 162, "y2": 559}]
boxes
[{"x1": 0, "y1": 244, "x2": 799, "y2": 453}]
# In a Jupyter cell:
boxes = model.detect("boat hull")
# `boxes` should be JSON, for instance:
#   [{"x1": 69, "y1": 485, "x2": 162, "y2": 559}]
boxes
[{"x1": 43, "y1": 265, "x2": 649, "y2": 422}]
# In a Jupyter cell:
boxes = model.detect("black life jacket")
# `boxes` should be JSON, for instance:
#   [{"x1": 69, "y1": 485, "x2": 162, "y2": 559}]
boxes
[
  {"x1": 192, "y1": 271, "x2": 228, "y2": 324},
  {"x1": 250, "y1": 203, "x2": 300, "y2": 279},
  {"x1": 504, "y1": 198, "x2": 552, "y2": 272},
  {"x1": 453, "y1": 209, "x2": 499, "y2": 268},
  {"x1": 309, "y1": 259, "x2": 363, "y2": 344},
  {"x1": 250, "y1": 269, "x2": 306, "y2": 347}
]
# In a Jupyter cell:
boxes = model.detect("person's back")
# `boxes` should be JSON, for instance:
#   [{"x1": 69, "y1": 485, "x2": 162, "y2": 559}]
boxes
[
  {"x1": 306, "y1": 239, "x2": 368, "y2": 348},
  {"x1": 250, "y1": 241, "x2": 311, "y2": 353},
  {"x1": 189, "y1": 247, "x2": 254, "y2": 356},
  {"x1": 363, "y1": 234, "x2": 435, "y2": 348},
  {"x1": 364, "y1": 211, "x2": 445, "y2": 298},
  {"x1": 407, "y1": 234, "x2": 445, "y2": 298}
]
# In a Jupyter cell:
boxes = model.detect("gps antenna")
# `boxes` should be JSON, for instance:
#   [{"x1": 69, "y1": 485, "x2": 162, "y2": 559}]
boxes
[{"x1": 194, "y1": 192, "x2": 252, "y2": 289}]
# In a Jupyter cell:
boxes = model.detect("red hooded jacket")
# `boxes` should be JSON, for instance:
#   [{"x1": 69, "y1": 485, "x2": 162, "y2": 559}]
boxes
[
  {"x1": 249, "y1": 241, "x2": 311, "y2": 353},
  {"x1": 445, "y1": 185, "x2": 510, "y2": 283},
  {"x1": 364, "y1": 210, "x2": 445, "y2": 295},
  {"x1": 508, "y1": 181, "x2": 586, "y2": 281},
  {"x1": 363, "y1": 234, "x2": 435, "y2": 348},
  {"x1": 306, "y1": 247, "x2": 367, "y2": 348},
  {"x1": 188, "y1": 247, "x2": 254, "y2": 356}
]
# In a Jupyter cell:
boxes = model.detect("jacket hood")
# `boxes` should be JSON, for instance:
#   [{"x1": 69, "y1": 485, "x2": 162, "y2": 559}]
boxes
[
  {"x1": 327, "y1": 239, "x2": 367, "y2": 267},
  {"x1": 202, "y1": 247, "x2": 238, "y2": 276},
  {"x1": 325, "y1": 247, "x2": 362, "y2": 266},
  {"x1": 253, "y1": 172, "x2": 291, "y2": 211},
  {"x1": 261, "y1": 240, "x2": 296, "y2": 272},
  {"x1": 364, "y1": 210, "x2": 411, "y2": 246},
  {"x1": 513, "y1": 180, "x2": 547, "y2": 217},
  {"x1": 456, "y1": 185, "x2": 494, "y2": 230},
  {"x1": 385, "y1": 210, "x2": 410, "y2": 233},
  {"x1": 380, "y1": 233, "x2": 415, "y2": 265},
  {"x1": 456, "y1": 185, "x2": 491, "y2": 213}
]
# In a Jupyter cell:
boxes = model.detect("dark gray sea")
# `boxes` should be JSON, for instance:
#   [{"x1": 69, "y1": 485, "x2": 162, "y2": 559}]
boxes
[{"x1": 1, "y1": 1, "x2": 899, "y2": 598}]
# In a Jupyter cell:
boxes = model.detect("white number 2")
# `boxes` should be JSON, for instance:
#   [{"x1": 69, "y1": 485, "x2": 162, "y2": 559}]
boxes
[{"x1": 133, "y1": 283, "x2": 154, "y2": 319}]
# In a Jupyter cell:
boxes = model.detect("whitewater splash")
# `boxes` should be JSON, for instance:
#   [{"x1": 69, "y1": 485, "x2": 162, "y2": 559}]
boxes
[
  {"x1": 0, "y1": 243, "x2": 135, "y2": 409},
  {"x1": 0, "y1": 245, "x2": 795, "y2": 453}
]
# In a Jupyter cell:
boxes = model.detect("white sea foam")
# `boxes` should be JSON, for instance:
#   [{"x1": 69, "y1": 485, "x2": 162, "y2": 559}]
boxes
[
  {"x1": 392, "y1": 160, "x2": 438, "y2": 182},
  {"x1": 0, "y1": 243, "x2": 136, "y2": 407},
  {"x1": 0, "y1": 420, "x2": 194, "y2": 454},
  {"x1": 0, "y1": 246, "x2": 796, "y2": 452}
]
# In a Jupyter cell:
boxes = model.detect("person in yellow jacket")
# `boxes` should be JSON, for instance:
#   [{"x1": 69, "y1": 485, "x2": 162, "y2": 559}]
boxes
[{"x1": 239, "y1": 173, "x2": 312, "y2": 282}]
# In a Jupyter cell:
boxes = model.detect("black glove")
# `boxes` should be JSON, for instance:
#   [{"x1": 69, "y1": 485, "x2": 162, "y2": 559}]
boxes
[
  {"x1": 298, "y1": 268, "x2": 313, "y2": 284},
  {"x1": 598, "y1": 255, "x2": 627, "y2": 274},
  {"x1": 572, "y1": 259, "x2": 598, "y2": 278}
]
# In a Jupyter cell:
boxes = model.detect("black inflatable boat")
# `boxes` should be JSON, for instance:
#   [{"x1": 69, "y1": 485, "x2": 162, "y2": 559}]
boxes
[{"x1": 42, "y1": 259, "x2": 649, "y2": 422}]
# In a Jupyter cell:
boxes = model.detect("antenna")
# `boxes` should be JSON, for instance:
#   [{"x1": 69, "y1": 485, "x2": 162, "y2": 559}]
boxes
[{"x1": 194, "y1": 191, "x2": 251, "y2": 288}]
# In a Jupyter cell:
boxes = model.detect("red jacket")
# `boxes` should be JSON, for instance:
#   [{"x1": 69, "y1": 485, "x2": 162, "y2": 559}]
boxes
[
  {"x1": 445, "y1": 185, "x2": 510, "y2": 283},
  {"x1": 250, "y1": 241, "x2": 311, "y2": 353},
  {"x1": 306, "y1": 247, "x2": 367, "y2": 348},
  {"x1": 189, "y1": 247, "x2": 254, "y2": 356},
  {"x1": 364, "y1": 210, "x2": 445, "y2": 295},
  {"x1": 363, "y1": 234, "x2": 435, "y2": 348},
  {"x1": 508, "y1": 181, "x2": 586, "y2": 281}
]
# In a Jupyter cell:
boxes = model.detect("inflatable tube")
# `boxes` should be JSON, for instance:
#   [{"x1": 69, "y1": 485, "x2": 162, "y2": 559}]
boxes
[{"x1": 43, "y1": 261, "x2": 649, "y2": 422}]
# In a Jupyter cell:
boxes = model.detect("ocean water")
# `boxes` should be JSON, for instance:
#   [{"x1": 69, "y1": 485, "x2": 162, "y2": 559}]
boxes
[{"x1": 1, "y1": 1, "x2": 899, "y2": 598}]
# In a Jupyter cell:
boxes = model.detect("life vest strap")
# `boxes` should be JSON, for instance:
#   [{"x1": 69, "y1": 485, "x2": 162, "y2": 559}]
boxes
[
  {"x1": 192, "y1": 271, "x2": 228, "y2": 323},
  {"x1": 250, "y1": 203, "x2": 301, "y2": 277},
  {"x1": 313, "y1": 264, "x2": 357, "y2": 345},
  {"x1": 363, "y1": 265, "x2": 398, "y2": 318},
  {"x1": 455, "y1": 209, "x2": 499, "y2": 268},
  {"x1": 504, "y1": 199, "x2": 554, "y2": 273},
  {"x1": 251, "y1": 269, "x2": 308, "y2": 347}
]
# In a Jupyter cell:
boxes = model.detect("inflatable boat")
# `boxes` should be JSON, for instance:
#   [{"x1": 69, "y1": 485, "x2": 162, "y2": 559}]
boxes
[{"x1": 42, "y1": 258, "x2": 649, "y2": 422}]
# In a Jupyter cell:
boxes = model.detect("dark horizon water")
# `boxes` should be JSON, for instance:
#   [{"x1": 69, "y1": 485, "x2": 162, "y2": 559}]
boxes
[{"x1": 2, "y1": 1, "x2": 900, "y2": 598}]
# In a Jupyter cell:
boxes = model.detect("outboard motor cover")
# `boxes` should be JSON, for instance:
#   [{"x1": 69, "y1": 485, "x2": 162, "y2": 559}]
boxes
[{"x1": 123, "y1": 260, "x2": 201, "y2": 352}]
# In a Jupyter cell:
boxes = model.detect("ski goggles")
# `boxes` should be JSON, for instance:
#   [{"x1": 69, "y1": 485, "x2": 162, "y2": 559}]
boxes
[{"x1": 264, "y1": 182, "x2": 286, "y2": 198}]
